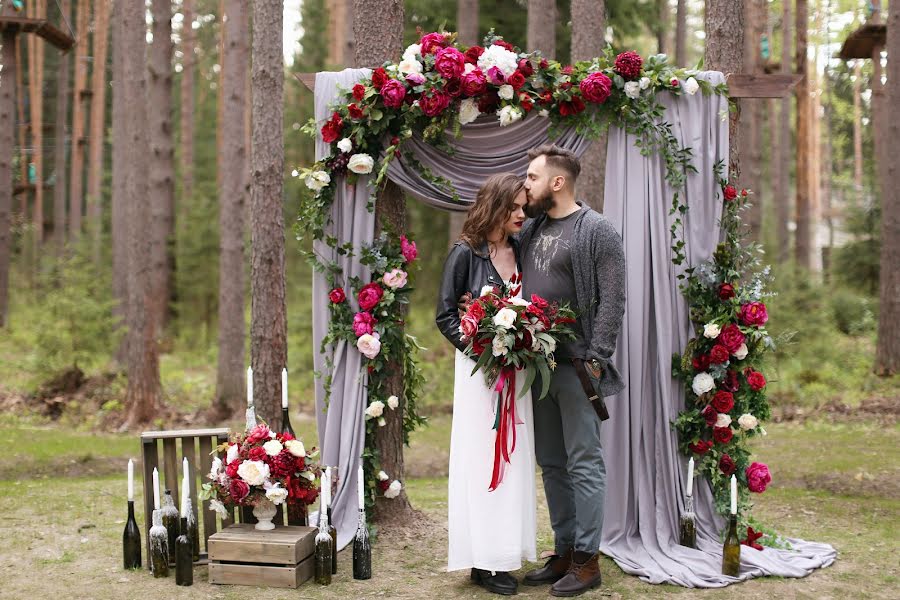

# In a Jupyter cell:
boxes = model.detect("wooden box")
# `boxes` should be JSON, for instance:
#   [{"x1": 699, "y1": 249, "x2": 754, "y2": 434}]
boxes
[{"x1": 208, "y1": 524, "x2": 317, "y2": 589}]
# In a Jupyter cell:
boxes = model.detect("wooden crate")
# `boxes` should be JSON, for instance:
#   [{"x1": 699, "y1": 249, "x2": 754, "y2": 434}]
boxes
[{"x1": 208, "y1": 523, "x2": 317, "y2": 589}]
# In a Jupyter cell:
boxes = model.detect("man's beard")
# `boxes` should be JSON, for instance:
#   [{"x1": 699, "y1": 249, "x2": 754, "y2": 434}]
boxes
[{"x1": 525, "y1": 189, "x2": 554, "y2": 218}]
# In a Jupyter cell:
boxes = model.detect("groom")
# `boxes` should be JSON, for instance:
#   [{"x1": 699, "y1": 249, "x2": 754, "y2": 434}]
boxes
[{"x1": 518, "y1": 144, "x2": 626, "y2": 597}]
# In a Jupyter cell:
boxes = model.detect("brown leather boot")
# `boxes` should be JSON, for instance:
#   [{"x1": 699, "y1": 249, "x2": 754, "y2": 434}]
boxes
[
  {"x1": 522, "y1": 548, "x2": 573, "y2": 586},
  {"x1": 549, "y1": 552, "x2": 602, "y2": 597}
]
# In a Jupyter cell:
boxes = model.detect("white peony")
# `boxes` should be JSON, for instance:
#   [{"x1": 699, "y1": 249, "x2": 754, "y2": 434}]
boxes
[
  {"x1": 265, "y1": 485, "x2": 289, "y2": 505},
  {"x1": 639, "y1": 76, "x2": 651, "y2": 90},
  {"x1": 493, "y1": 307, "x2": 518, "y2": 329},
  {"x1": 285, "y1": 439, "x2": 306, "y2": 457},
  {"x1": 498, "y1": 84, "x2": 514, "y2": 100},
  {"x1": 733, "y1": 343, "x2": 748, "y2": 360},
  {"x1": 398, "y1": 58, "x2": 423, "y2": 75},
  {"x1": 715, "y1": 413, "x2": 732, "y2": 428},
  {"x1": 477, "y1": 44, "x2": 519, "y2": 77},
  {"x1": 480, "y1": 284, "x2": 496, "y2": 297},
  {"x1": 365, "y1": 400, "x2": 385, "y2": 419},
  {"x1": 738, "y1": 413, "x2": 759, "y2": 430},
  {"x1": 377, "y1": 470, "x2": 389, "y2": 481},
  {"x1": 402, "y1": 43, "x2": 421, "y2": 61},
  {"x1": 459, "y1": 98, "x2": 481, "y2": 125},
  {"x1": 492, "y1": 336, "x2": 509, "y2": 357},
  {"x1": 624, "y1": 81, "x2": 641, "y2": 99},
  {"x1": 703, "y1": 323, "x2": 721, "y2": 339},
  {"x1": 357, "y1": 333, "x2": 382, "y2": 359},
  {"x1": 347, "y1": 153, "x2": 374, "y2": 175},
  {"x1": 538, "y1": 109, "x2": 549, "y2": 118},
  {"x1": 304, "y1": 170, "x2": 330, "y2": 192},
  {"x1": 382, "y1": 268, "x2": 408, "y2": 289},
  {"x1": 337, "y1": 137, "x2": 352, "y2": 153},
  {"x1": 384, "y1": 480, "x2": 403, "y2": 499},
  {"x1": 683, "y1": 76, "x2": 700, "y2": 96},
  {"x1": 691, "y1": 372, "x2": 715, "y2": 396},
  {"x1": 209, "y1": 457, "x2": 223, "y2": 479},
  {"x1": 498, "y1": 105, "x2": 523, "y2": 127},
  {"x1": 209, "y1": 499, "x2": 229, "y2": 518},
  {"x1": 263, "y1": 439, "x2": 283, "y2": 456},
  {"x1": 387, "y1": 395, "x2": 399, "y2": 409},
  {"x1": 237, "y1": 460, "x2": 270, "y2": 486},
  {"x1": 226, "y1": 443, "x2": 240, "y2": 465}
]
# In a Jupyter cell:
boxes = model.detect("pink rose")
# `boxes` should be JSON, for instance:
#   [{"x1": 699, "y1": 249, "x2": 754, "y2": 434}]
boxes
[
  {"x1": 356, "y1": 333, "x2": 382, "y2": 359},
  {"x1": 460, "y1": 315, "x2": 479, "y2": 339},
  {"x1": 419, "y1": 90, "x2": 451, "y2": 117},
  {"x1": 739, "y1": 302, "x2": 769, "y2": 327},
  {"x1": 461, "y1": 69, "x2": 487, "y2": 97},
  {"x1": 405, "y1": 72, "x2": 426, "y2": 86},
  {"x1": 434, "y1": 47, "x2": 466, "y2": 79},
  {"x1": 382, "y1": 268, "x2": 408, "y2": 289},
  {"x1": 246, "y1": 424, "x2": 271, "y2": 445},
  {"x1": 357, "y1": 282, "x2": 384, "y2": 311},
  {"x1": 380, "y1": 79, "x2": 407, "y2": 109},
  {"x1": 718, "y1": 324, "x2": 746, "y2": 354},
  {"x1": 400, "y1": 235, "x2": 418, "y2": 263},
  {"x1": 746, "y1": 462, "x2": 771, "y2": 493},
  {"x1": 352, "y1": 311, "x2": 377, "y2": 337},
  {"x1": 579, "y1": 72, "x2": 613, "y2": 104},
  {"x1": 230, "y1": 479, "x2": 250, "y2": 503}
]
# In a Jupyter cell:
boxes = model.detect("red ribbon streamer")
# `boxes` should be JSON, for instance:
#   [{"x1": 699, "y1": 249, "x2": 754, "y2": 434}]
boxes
[{"x1": 489, "y1": 366, "x2": 523, "y2": 492}]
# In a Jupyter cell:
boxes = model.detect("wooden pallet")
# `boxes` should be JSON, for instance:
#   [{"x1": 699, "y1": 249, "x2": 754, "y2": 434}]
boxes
[{"x1": 208, "y1": 523, "x2": 317, "y2": 589}]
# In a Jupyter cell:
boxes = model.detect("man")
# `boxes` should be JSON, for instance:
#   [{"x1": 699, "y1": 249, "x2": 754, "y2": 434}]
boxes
[{"x1": 518, "y1": 144, "x2": 626, "y2": 597}]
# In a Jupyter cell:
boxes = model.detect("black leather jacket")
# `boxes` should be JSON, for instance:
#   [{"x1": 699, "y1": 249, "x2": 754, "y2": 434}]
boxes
[{"x1": 435, "y1": 239, "x2": 521, "y2": 353}]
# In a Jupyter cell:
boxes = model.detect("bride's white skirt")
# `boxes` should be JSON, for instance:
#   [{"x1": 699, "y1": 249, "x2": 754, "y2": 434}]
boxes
[{"x1": 447, "y1": 350, "x2": 537, "y2": 572}]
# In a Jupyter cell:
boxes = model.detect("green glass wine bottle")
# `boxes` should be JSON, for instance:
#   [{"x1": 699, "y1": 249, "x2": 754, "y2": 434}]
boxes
[
  {"x1": 183, "y1": 497, "x2": 200, "y2": 561},
  {"x1": 722, "y1": 514, "x2": 741, "y2": 576},
  {"x1": 160, "y1": 490, "x2": 179, "y2": 565},
  {"x1": 149, "y1": 509, "x2": 169, "y2": 578},
  {"x1": 314, "y1": 509, "x2": 333, "y2": 585},
  {"x1": 123, "y1": 500, "x2": 142, "y2": 569},
  {"x1": 327, "y1": 504, "x2": 337, "y2": 574},
  {"x1": 352, "y1": 508, "x2": 372, "y2": 580},
  {"x1": 679, "y1": 494, "x2": 697, "y2": 548},
  {"x1": 175, "y1": 517, "x2": 193, "y2": 586}
]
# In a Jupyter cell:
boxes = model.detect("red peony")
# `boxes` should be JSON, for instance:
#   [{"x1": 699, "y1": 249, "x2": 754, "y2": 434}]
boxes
[
  {"x1": 477, "y1": 91, "x2": 500, "y2": 113},
  {"x1": 434, "y1": 46, "x2": 466, "y2": 79},
  {"x1": 352, "y1": 311, "x2": 377, "y2": 337},
  {"x1": 269, "y1": 451, "x2": 295, "y2": 478},
  {"x1": 467, "y1": 300, "x2": 486, "y2": 321},
  {"x1": 419, "y1": 90, "x2": 451, "y2": 117},
  {"x1": 530, "y1": 294, "x2": 549, "y2": 309},
  {"x1": 709, "y1": 344, "x2": 731, "y2": 364},
  {"x1": 246, "y1": 424, "x2": 272, "y2": 445},
  {"x1": 401, "y1": 235, "x2": 418, "y2": 262},
  {"x1": 225, "y1": 459, "x2": 241, "y2": 479},
  {"x1": 701, "y1": 404, "x2": 718, "y2": 426},
  {"x1": 464, "y1": 45, "x2": 485, "y2": 64},
  {"x1": 719, "y1": 453, "x2": 737, "y2": 476},
  {"x1": 444, "y1": 78, "x2": 462, "y2": 97},
  {"x1": 718, "y1": 324, "x2": 746, "y2": 354},
  {"x1": 559, "y1": 96, "x2": 586, "y2": 116},
  {"x1": 248, "y1": 446, "x2": 267, "y2": 462},
  {"x1": 517, "y1": 58, "x2": 534, "y2": 78},
  {"x1": 614, "y1": 51, "x2": 643, "y2": 79},
  {"x1": 689, "y1": 439, "x2": 713, "y2": 455},
  {"x1": 371, "y1": 67, "x2": 388, "y2": 90},
  {"x1": 352, "y1": 83, "x2": 366, "y2": 101},
  {"x1": 719, "y1": 282, "x2": 736, "y2": 300},
  {"x1": 357, "y1": 282, "x2": 384, "y2": 311},
  {"x1": 692, "y1": 353, "x2": 711, "y2": 372},
  {"x1": 580, "y1": 72, "x2": 613, "y2": 103},
  {"x1": 739, "y1": 302, "x2": 769, "y2": 327},
  {"x1": 745, "y1": 369, "x2": 767, "y2": 391},
  {"x1": 461, "y1": 69, "x2": 487, "y2": 96},
  {"x1": 713, "y1": 426, "x2": 734, "y2": 445},
  {"x1": 746, "y1": 462, "x2": 771, "y2": 493},
  {"x1": 320, "y1": 112, "x2": 343, "y2": 143},
  {"x1": 229, "y1": 479, "x2": 250, "y2": 503},
  {"x1": 508, "y1": 70, "x2": 527, "y2": 90},
  {"x1": 711, "y1": 390, "x2": 735, "y2": 413},
  {"x1": 379, "y1": 79, "x2": 407, "y2": 108},
  {"x1": 492, "y1": 39, "x2": 515, "y2": 52},
  {"x1": 347, "y1": 103, "x2": 364, "y2": 119},
  {"x1": 723, "y1": 185, "x2": 738, "y2": 201},
  {"x1": 521, "y1": 95, "x2": 534, "y2": 112},
  {"x1": 723, "y1": 369, "x2": 740, "y2": 392},
  {"x1": 420, "y1": 32, "x2": 448, "y2": 55},
  {"x1": 329, "y1": 287, "x2": 346, "y2": 304}
]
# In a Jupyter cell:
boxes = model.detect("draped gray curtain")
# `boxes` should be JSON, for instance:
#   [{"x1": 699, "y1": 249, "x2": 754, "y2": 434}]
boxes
[{"x1": 312, "y1": 69, "x2": 836, "y2": 582}]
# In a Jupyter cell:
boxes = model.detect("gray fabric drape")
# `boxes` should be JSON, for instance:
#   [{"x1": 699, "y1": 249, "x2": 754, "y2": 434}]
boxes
[{"x1": 599, "y1": 71, "x2": 836, "y2": 586}]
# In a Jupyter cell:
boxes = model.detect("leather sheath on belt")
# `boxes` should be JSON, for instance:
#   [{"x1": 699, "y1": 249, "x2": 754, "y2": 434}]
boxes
[{"x1": 572, "y1": 358, "x2": 610, "y2": 421}]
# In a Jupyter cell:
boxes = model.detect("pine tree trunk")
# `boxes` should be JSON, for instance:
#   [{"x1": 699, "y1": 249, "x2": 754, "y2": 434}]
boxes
[
  {"x1": 874, "y1": 0, "x2": 900, "y2": 375},
  {"x1": 527, "y1": 0, "x2": 556, "y2": 60},
  {"x1": 656, "y1": 0, "x2": 668, "y2": 54},
  {"x1": 741, "y1": 0, "x2": 763, "y2": 240},
  {"x1": 705, "y1": 0, "x2": 744, "y2": 180},
  {"x1": 353, "y1": 0, "x2": 413, "y2": 522},
  {"x1": 216, "y1": 0, "x2": 225, "y2": 192},
  {"x1": 111, "y1": 0, "x2": 129, "y2": 364},
  {"x1": 52, "y1": 0, "x2": 72, "y2": 255},
  {"x1": 69, "y1": 0, "x2": 90, "y2": 239},
  {"x1": 794, "y1": 0, "x2": 810, "y2": 268},
  {"x1": 180, "y1": 0, "x2": 195, "y2": 213},
  {"x1": 15, "y1": 40, "x2": 27, "y2": 222},
  {"x1": 122, "y1": 0, "x2": 162, "y2": 427},
  {"x1": 213, "y1": 0, "x2": 249, "y2": 420},
  {"x1": 148, "y1": 0, "x2": 176, "y2": 335},
  {"x1": 775, "y1": 0, "x2": 792, "y2": 263},
  {"x1": 571, "y1": 0, "x2": 606, "y2": 212},
  {"x1": 28, "y1": 0, "x2": 46, "y2": 251},
  {"x1": 87, "y1": 0, "x2": 111, "y2": 264},
  {"x1": 0, "y1": 25, "x2": 16, "y2": 328},
  {"x1": 250, "y1": 0, "x2": 288, "y2": 431},
  {"x1": 852, "y1": 61, "x2": 863, "y2": 200},
  {"x1": 675, "y1": 0, "x2": 687, "y2": 66}
]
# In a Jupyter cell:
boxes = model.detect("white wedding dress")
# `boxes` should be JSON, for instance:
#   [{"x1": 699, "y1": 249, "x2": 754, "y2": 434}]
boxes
[{"x1": 447, "y1": 279, "x2": 537, "y2": 573}]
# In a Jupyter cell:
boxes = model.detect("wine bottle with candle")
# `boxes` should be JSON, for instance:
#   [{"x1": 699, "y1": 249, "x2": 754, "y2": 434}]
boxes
[
  {"x1": 181, "y1": 458, "x2": 200, "y2": 561},
  {"x1": 325, "y1": 468, "x2": 338, "y2": 574},
  {"x1": 149, "y1": 509, "x2": 169, "y2": 577},
  {"x1": 314, "y1": 494, "x2": 333, "y2": 585},
  {"x1": 175, "y1": 517, "x2": 193, "y2": 586},
  {"x1": 123, "y1": 459, "x2": 142, "y2": 569},
  {"x1": 722, "y1": 474, "x2": 741, "y2": 576},
  {"x1": 245, "y1": 366, "x2": 257, "y2": 431},
  {"x1": 161, "y1": 489, "x2": 180, "y2": 565},
  {"x1": 281, "y1": 367, "x2": 295, "y2": 436},
  {"x1": 679, "y1": 457, "x2": 697, "y2": 548},
  {"x1": 352, "y1": 464, "x2": 372, "y2": 580}
]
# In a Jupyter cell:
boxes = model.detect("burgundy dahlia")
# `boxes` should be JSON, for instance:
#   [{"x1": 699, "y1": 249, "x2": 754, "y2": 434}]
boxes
[{"x1": 614, "y1": 51, "x2": 643, "y2": 80}]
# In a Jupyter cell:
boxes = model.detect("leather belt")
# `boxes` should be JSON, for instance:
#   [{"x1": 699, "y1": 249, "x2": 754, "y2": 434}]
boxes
[{"x1": 572, "y1": 358, "x2": 610, "y2": 421}]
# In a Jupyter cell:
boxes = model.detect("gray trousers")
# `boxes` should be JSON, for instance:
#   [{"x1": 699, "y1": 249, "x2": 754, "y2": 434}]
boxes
[{"x1": 533, "y1": 362, "x2": 605, "y2": 555}]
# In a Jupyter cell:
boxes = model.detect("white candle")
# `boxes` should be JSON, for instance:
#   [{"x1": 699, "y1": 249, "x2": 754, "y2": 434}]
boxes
[
  {"x1": 281, "y1": 367, "x2": 288, "y2": 409},
  {"x1": 247, "y1": 366, "x2": 254, "y2": 407},
  {"x1": 181, "y1": 457, "x2": 190, "y2": 515},
  {"x1": 357, "y1": 464, "x2": 364, "y2": 511},
  {"x1": 730, "y1": 474, "x2": 737, "y2": 515},
  {"x1": 152, "y1": 467, "x2": 160, "y2": 510},
  {"x1": 686, "y1": 457, "x2": 694, "y2": 497},
  {"x1": 127, "y1": 459, "x2": 134, "y2": 502},
  {"x1": 322, "y1": 468, "x2": 330, "y2": 511}
]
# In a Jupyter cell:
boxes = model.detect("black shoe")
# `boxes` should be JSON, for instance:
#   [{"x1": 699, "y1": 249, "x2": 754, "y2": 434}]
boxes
[
  {"x1": 470, "y1": 568, "x2": 518, "y2": 595},
  {"x1": 522, "y1": 549, "x2": 573, "y2": 586}
]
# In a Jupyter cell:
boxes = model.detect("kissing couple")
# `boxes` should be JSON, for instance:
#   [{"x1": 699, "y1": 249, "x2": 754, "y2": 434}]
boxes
[{"x1": 435, "y1": 144, "x2": 627, "y2": 597}]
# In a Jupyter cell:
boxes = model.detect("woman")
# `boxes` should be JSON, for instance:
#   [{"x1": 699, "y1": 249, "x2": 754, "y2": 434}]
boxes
[{"x1": 436, "y1": 173, "x2": 535, "y2": 596}]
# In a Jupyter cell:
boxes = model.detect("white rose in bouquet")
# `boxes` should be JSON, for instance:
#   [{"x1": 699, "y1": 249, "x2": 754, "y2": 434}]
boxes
[
  {"x1": 733, "y1": 343, "x2": 749, "y2": 360},
  {"x1": 459, "y1": 98, "x2": 481, "y2": 125},
  {"x1": 738, "y1": 413, "x2": 759, "y2": 430},
  {"x1": 715, "y1": 413, "x2": 732, "y2": 428},
  {"x1": 337, "y1": 137, "x2": 353, "y2": 153},
  {"x1": 285, "y1": 439, "x2": 306, "y2": 457},
  {"x1": 691, "y1": 372, "x2": 715, "y2": 396},
  {"x1": 237, "y1": 460, "x2": 271, "y2": 486},
  {"x1": 498, "y1": 105, "x2": 523, "y2": 127},
  {"x1": 480, "y1": 284, "x2": 496, "y2": 297},
  {"x1": 624, "y1": 81, "x2": 641, "y2": 99},
  {"x1": 639, "y1": 76, "x2": 651, "y2": 90},
  {"x1": 703, "y1": 323, "x2": 721, "y2": 339},
  {"x1": 209, "y1": 456, "x2": 223, "y2": 479},
  {"x1": 365, "y1": 400, "x2": 385, "y2": 419},
  {"x1": 357, "y1": 333, "x2": 382, "y2": 359},
  {"x1": 492, "y1": 336, "x2": 509, "y2": 357},
  {"x1": 226, "y1": 443, "x2": 240, "y2": 465},
  {"x1": 509, "y1": 297, "x2": 530, "y2": 307},
  {"x1": 683, "y1": 76, "x2": 700, "y2": 95},
  {"x1": 498, "y1": 84, "x2": 514, "y2": 100},
  {"x1": 304, "y1": 170, "x2": 330, "y2": 192},
  {"x1": 377, "y1": 470, "x2": 389, "y2": 481},
  {"x1": 493, "y1": 307, "x2": 518, "y2": 329},
  {"x1": 402, "y1": 43, "x2": 421, "y2": 61},
  {"x1": 265, "y1": 485, "x2": 289, "y2": 505},
  {"x1": 263, "y1": 439, "x2": 283, "y2": 456},
  {"x1": 398, "y1": 58, "x2": 423, "y2": 75},
  {"x1": 348, "y1": 153, "x2": 375, "y2": 175},
  {"x1": 387, "y1": 395, "x2": 399, "y2": 409},
  {"x1": 384, "y1": 480, "x2": 403, "y2": 499}
]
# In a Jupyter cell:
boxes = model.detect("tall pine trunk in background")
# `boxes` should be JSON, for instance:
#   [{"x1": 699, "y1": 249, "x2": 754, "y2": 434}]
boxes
[
  {"x1": 27, "y1": 0, "x2": 46, "y2": 252},
  {"x1": 794, "y1": 0, "x2": 810, "y2": 268},
  {"x1": 0, "y1": 7, "x2": 17, "y2": 327},
  {"x1": 112, "y1": 0, "x2": 129, "y2": 364},
  {"x1": 571, "y1": 0, "x2": 606, "y2": 212},
  {"x1": 527, "y1": 0, "x2": 556, "y2": 59},
  {"x1": 53, "y1": 0, "x2": 72, "y2": 255},
  {"x1": 354, "y1": 0, "x2": 414, "y2": 522},
  {"x1": 705, "y1": 0, "x2": 744, "y2": 179},
  {"x1": 656, "y1": 0, "x2": 668, "y2": 54},
  {"x1": 69, "y1": 0, "x2": 89, "y2": 239},
  {"x1": 87, "y1": 0, "x2": 111, "y2": 263},
  {"x1": 148, "y1": 0, "x2": 176, "y2": 334},
  {"x1": 180, "y1": 0, "x2": 196, "y2": 218},
  {"x1": 774, "y1": 0, "x2": 792, "y2": 263},
  {"x1": 250, "y1": 0, "x2": 288, "y2": 431},
  {"x1": 213, "y1": 0, "x2": 249, "y2": 420},
  {"x1": 742, "y1": 0, "x2": 763, "y2": 240},
  {"x1": 874, "y1": 0, "x2": 900, "y2": 375},
  {"x1": 447, "y1": 0, "x2": 479, "y2": 246},
  {"x1": 122, "y1": 0, "x2": 162, "y2": 426},
  {"x1": 675, "y1": 0, "x2": 687, "y2": 66}
]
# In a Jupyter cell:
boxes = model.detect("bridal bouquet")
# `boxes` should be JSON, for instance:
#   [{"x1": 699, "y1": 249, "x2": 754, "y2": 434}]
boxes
[{"x1": 200, "y1": 424, "x2": 321, "y2": 516}]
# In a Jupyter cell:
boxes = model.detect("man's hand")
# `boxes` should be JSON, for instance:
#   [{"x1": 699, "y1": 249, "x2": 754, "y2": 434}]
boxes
[{"x1": 458, "y1": 292, "x2": 473, "y2": 316}]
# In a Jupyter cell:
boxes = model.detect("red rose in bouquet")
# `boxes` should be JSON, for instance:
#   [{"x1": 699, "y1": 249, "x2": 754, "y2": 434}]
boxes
[
  {"x1": 692, "y1": 353, "x2": 711, "y2": 371},
  {"x1": 711, "y1": 390, "x2": 734, "y2": 413},
  {"x1": 478, "y1": 91, "x2": 500, "y2": 113},
  {"x1": 460, "y1": 314, "x2": 479, "y2": 340},
  {"x1": 461, "y1": 69, "x2": 488, "y2": 96},
  {"x1": 745, "y1": 369, "x2": 767, "y2": 391},
  {"x1": 559, "y1": 96, "x2": 586, "y2": 116},
  {"x1": 357, "y1": 283, "x2": 384, "y2": 311},
  {"x1": 719, "y1": 283, "x2": 736, "y2": 300},
  {"x1": 320, "y1": 112, "x2": 343, "y2": 143},
  {"x1": 380, "y1": 79, "x2": 407, "y2": 108},
  {"x1": 420, "y1": 90, "x2": 451, "y2": 117},
  {"x1": 739, "y1": 302, "x2": 769, "y2": 327},
  {"x1": 329, "y1": 287, "x2": 346, "y2": 304},
  {"x1": 464, "y1": 45, "x2": 484, "y2": 64},
  {"x1": 420, "y1": 32, "x2": 448, "y2": 55},
  {"x1": 492, "y1": 39, "x2": 515, "y2": 52},
  {"x1": 248, "y1": 446, "x2": 267, "y2": 462},
  {"x1": 225, "y1": 460, "x2": 240, "y2": 479},
  {"x1": 709, "y1": 344, "x2": 730, "y2": 364},
  {"x1": 713, "y1": 426, "x2": 734, "y2": 445},
  {"x1": 352, "y1": 83, "x2": 366, "y2": 101},
  {"x1": 508, "y1": 70, "x2": 527, "y2": 90},
  {"x1": 444, "y1": 78, "x2": 462, "y2": 98},
  {"x1": 614, "y1": 51, "x2": 643, "y2": 79},
  {"x1": 347, "y1": 103, "x2": 364, "y2": 119},
  {"x1": 371, "y1": 67, "x2": 389, "y2": 90},
  {"x1": 579, "y1": 72, "x2": 613, "y2": 104},
  {"x1": 435, "y1": 47, "x2": 466, "y2": 79},
  {"x1": 689, "y1": 439, "x2": 713, "y2": 455},
  {"x1": 467, "y1": 300, "x2": 486, "y2": 321},
  {"x1": 517, "y1": 58, "x2": 534, "y2": 77},
  {"x1": 520, "y1": 94, "x2": 534, "y2": 112},
  {"x1": 719, "y1": 453, "x2": 737, "y2": 476},
  {"x1": 723, "y1": 369, "x2": 740, "y2": 392},
  {"x1": 723, "y1": 185, "x2": 738, "y2": 201},
  {"x1": 229, "y1": 479, "x2": 250, "y2": 503},
  {"x1": 701, "y1": 404, "x2": 718, "y2": 426},
  {"x1": 746, "y1": 462, "x2": 771, "y2": 493},
  {"x1": 718, "y1": 324, "x2": 746, "y2": 354}
]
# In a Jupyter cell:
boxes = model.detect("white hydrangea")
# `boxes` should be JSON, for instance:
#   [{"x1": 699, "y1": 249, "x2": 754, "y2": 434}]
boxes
[
  {"x1": 624, "y1": 81, "x2": 641, "y2": 99},
  {"x1": 347, "y1": 153, "x2": 374, "y2": 175},
  {"x1": 226, "y1": 443, "x2": 240, "y2": 465},
  {"x1": 209, "y1": 457, "x2": 223, "y2": 480},
  {"x1": 703, "y1": 323, "x2": 721, "y2": 339},
  {"x1": 498, "y1": 105, "x2": 523, "y2": 127},
  {"x1": 683, "y1": 76, "x2": 700, "y2": 95},
  {"x1": 304, "y1": 170, "x2": 331, "y2": 192},
  {"x1": 209, "y1": 499, "x2": 229, "y2": 518},
  {"x1": 498, "y1": 84, "x2": 514, "y2": 100},
  {"x1": 477, "y1": 44, "x2": 519, "y2": 77},
  {"x1": 459, "y1": 98, "x2": 480, "y2": 125},
  {"x1": 691, "y1": 372, "x2": 715, "y2": 396},
  {"x1": 738, "y1": 413, "x2": 759, "y2": 430}
]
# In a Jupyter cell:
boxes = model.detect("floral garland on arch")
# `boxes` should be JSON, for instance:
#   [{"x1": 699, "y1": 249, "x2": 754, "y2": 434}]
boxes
[{"x1": 672, "y1": 165, "x2": 782, "y2": 548}]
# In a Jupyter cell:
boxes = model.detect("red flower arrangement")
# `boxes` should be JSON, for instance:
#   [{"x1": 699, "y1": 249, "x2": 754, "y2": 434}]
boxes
[
  {"x1": 614, "y1": 51, "x2": 643, "y2": 79},
  {"x1": 579, "y1": 72, "x2": 613, "y2": 104},
  {"x1": 329, "y1": 287, "x2": 346, "y2": 304},
  {"x1": 357, "y1": 282, "x2": 384, "y2": 311}
]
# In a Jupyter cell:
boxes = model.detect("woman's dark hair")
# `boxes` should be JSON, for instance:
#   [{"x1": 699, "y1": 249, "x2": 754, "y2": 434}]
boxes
[{"x1": 459, "y1": 173, "x2": 525, "y2": 248}]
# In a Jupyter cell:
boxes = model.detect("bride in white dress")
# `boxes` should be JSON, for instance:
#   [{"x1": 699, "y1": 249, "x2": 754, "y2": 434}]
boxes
[{"x1": 435, "y1": 173, "x2": 536, "y2": 596}]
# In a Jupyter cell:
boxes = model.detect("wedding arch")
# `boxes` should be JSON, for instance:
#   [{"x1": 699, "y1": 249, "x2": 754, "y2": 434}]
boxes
[{"x1": 300, "y1": 31, "x2": 835, "y2": 587}]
